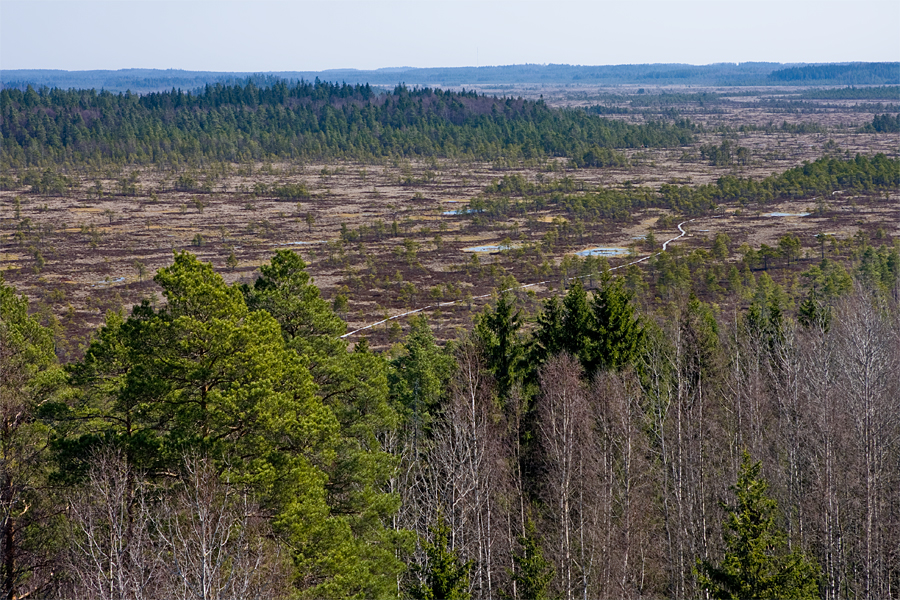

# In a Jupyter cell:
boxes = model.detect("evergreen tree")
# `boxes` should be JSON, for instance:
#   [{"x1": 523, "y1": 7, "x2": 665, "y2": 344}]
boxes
[
  {"x1": 409, "y1": 515, "x2": 473, "y2": 600},
  {"x1": 243, "y1": 249, "x2": 407, "y2": 598},
  {"x1": 797, "y1": 288, "x2": 831, "y2": 331},
  {"x1": 505, "y1": 519, "x2": 555, "y2": 600},
  {"x1": 390, "y1": 316, "x2": 455, "y2": 451},
  {"x1": 57, "y1": 252, "x2": 406, "y2": 599},
  {"x1": 475, "y1": 291, "x2": 524, "y2": 402},
  {"x1": 587, "y1": 274, "x2": 646, "y2": 373},
  {"x1": 530, "y1": 296, "x2": 566, "y2": 370},
  {"x1": 531, "y1": 277, "x2": 645, "y2": 379},
  {"x1": 561, "y1": 281, "x2": 592, "y2": 361},
  {"x1": 0, "y1": 276, "x2": 64, "y2": 599},
  {"x1": 698, "y1": 452, "x2": 820, "y2": 600}
]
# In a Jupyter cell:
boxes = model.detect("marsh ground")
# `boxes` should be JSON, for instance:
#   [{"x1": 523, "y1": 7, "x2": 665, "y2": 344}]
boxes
[{"x1": 2, "y1": 85, "x2": 897, "y2": 355}]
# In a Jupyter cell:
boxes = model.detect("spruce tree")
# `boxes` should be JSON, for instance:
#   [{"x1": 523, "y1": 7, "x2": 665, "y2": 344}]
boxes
[
  {"x1": 409, "y1": 515, "x2": 473, "y2": 600},
  {"x1": 698, "y1": 452, "x2": 820, "y2": 600},
  {"x1": 505, "y1": 519, "x2": 555, "y2": 600},
  {"x1": 476, "y1": 290, "x2": 524, "y2": 402},
  {"x1": 587, "y1": 274, "x2": 645, "y2": 373}
]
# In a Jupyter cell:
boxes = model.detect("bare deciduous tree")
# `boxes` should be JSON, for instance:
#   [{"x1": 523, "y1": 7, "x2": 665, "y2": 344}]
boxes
[
  {"x1": 155, "y1": 454, "x2": 290, "y2": 600},
  {"x1": 536, "y1": 353, "x2": 592, "y2": 600},
  {"x1": 592, "y1": 368, "x2": 656, "y2": 599},
  {"x1": 799, "y1": 314, "x2": 850, "y2": 600},
  {"x1": 66, "y1": 450, "x2": 290, "y2": 600},
  {"x1": 67, "y1": 448, "x2": 160, "y2": 600},
  {"x1": 834, "y1": 289, "x2": 898, "y2": 599},
  {"x1": 426, "y1": 337, "x2": 510, "y2": 599}
]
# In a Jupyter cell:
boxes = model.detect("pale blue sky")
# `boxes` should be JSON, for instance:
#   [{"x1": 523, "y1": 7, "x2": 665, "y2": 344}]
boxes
[{"x1": 2, "y1": 0, "x2": 898, "y2": 71}]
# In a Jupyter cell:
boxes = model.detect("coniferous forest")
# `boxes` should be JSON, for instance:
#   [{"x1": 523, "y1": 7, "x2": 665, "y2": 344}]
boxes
[
  {"x1": 1, "y1": 76, "x2": 899, "y2": 599},
  {"x1": 0, "y1": 81, "x2": 695, "y2": 167}
]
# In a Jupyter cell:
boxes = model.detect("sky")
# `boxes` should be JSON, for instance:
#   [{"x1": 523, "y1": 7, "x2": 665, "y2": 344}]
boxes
[{"x1": 1, "y1": 0, "x2": 898, "y2": 72}]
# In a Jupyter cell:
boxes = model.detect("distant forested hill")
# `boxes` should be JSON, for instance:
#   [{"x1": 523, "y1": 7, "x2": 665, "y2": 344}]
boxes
[
  {"x1": 0, "y1": 80, "x2": 695, "y2": 167},
  {"x1": 3, "y1": 62, "x2": 898, "y2": 94},
  {"x1": 768, "y1": 62, "x2": 900, "y2": 85}
]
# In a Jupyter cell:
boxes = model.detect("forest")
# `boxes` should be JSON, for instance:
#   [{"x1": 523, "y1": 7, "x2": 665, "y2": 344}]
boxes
[
  {"x1": 1, "y1": 75, "x2": 899, "y2": 599},
  {"x1": 767, "y1": 62, "x2": 900, "y2": 84},
  {"x1": 3, "y1": 241, "x2": 899, "y2": 599},
  {"x1": 0, "y1": 81, "x2": 694, "y2": 168}
]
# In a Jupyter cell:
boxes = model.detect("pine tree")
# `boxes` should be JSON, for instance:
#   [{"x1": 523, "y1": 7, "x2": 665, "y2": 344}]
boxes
[
  {"x1": 61, "y1": 251, "x2": 406, "y2": 598},
  {"x1": 1, "y1": 275, "x2": 63, "y2": 599},
  {"x1": 243, "y1": 250, "x2": 407, "y2": 597},
  {"x1": 698, "y1": 452, "x2": 820, "y2": 600}
]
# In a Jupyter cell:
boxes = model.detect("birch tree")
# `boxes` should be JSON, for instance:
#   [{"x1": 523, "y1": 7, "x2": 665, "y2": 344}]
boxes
[
  {"x1": 427, "y1": 338, "x2": 509, "y2": 599},
  {"x1": 834, "y1": 289, "x2": 899, "y2": 599},
  {"x1": 536, "y1": 354, "x2": 592, "y2": 600}
]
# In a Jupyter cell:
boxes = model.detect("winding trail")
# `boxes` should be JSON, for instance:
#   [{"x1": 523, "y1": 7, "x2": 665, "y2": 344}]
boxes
[{"x1": 340, "y1": 218, "x2": 696, "y2": 338}]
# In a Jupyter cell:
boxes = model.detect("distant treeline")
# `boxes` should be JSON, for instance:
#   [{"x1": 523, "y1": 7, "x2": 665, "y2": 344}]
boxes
[
  {"x1": 658, "y1": 153, "x2": 899, "y2": 213},
  {"x1": 468, "y1": 154, "x2": 900, "y2": 220},
  {"x1": 586, "y1": 92, "x2": 728, "y2": 111},
  {"x1": 587, "y1": 87, "x2": 900, "y2": 109},
  {"x1": 864, "y1": 113, "x2": 900, "y2": 133},
  {"x1": 797, "y1": 85, "x2": 900, "y2": 100},
  {"x1": 0, "y1": 81, "x2": 696, "y2": 167},
  {"x1": 4, "y1": 63, "x2": 899, "y2": 93},
  {"x1": 768, "y1": 62, "x2": 900, "y2": 84}
]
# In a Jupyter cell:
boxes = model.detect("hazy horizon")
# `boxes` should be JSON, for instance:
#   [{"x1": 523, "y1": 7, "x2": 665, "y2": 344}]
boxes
[
  {"x1": 2, "y1": 1, "x2": 898, "y2": 73},
  {"x1": 4, "y1": 60, "x2": 894, "y2": 74}
]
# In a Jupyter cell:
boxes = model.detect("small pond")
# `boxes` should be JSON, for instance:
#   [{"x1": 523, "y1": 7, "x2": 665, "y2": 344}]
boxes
[
  {"x1": 443, "y1": 208, "x2": 479, "y2": 216},
  {"x1": 93, "y1": 277, "x2": 125, "y2": 286},
  {"x1": 463, "y1": 244, "x2": 516, "y2": 253},
  {"x1": 576, "y1": 247, "x2": 629, "y2": 257},
  {"x1": 765, "y1": 212, "x2": 810, "y2": 217}
]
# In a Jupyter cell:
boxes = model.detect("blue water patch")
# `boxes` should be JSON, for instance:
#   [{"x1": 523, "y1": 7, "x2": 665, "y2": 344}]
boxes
[
  {"x1": 765, "y1": 212, "x2": 810, "y2": 217},
  {"x1": 463, "y1": 244, "x2": 515, "y2": 253},
  {"x1": 93, "y1": 277, "x2": 125, "y2": 286},
  {"x1": 443, "y1": 208, "x2": 479, "y2": 216},
  {"x1": 279, "y1": 240, "x2": 328, "y2": 245},
  {"x1": 576, "y1": 247, "x2": 629, "y2": 257}
]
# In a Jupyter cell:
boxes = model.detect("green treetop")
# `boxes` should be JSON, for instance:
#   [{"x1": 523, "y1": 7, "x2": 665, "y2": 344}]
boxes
[
  {"x1": 409, "y1": 515, "x2": 473, "y2": 600},
  {"x1": 698, "y1": 452, "x2": 820, "y2": 600},
  {"x1": 56, "y1": 251, "x2": 405, "y2": 599},
  {"x1": 505, "y1": 519, "x2": 555, "y2": 600}
]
